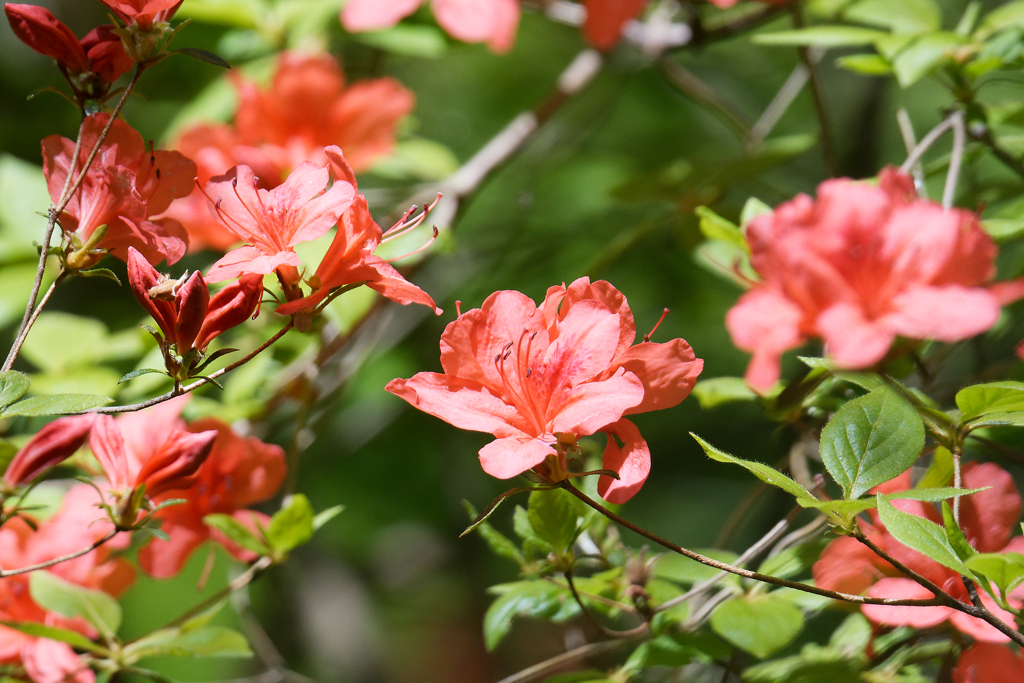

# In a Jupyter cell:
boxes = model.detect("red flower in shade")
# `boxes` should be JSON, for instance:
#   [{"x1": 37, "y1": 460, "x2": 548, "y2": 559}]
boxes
[
  {"x1": 0, "y1": 484, "x2": 134, "y2": 682},
  {"x1": 139, "y1": 417, "x2": 286, "y2": 578},
  {"x1": 582, "y1": 0, "x2": 649, "y2": 50},
  {"x1": 90, "y1": 413, "x2": 216, "y2": 503},
  {"x1": 726, "y1": 168, "x2": 1024, "y2": 391},
  {"x1": 953, "y1": 643, "x2": 1024, "y2": 683},
  {"x1": 98, "y1": 0, "x2": 181, "y2": 31},
  {"x1": 3, "y1": 415, "x2": 95, "y2": 488},
  {"x1": 42, "y1": 113, "x2": 195, "y2": 267},
  {"x1": 387, "y1": 278, "x2": 703, "y2": 503},
  {"x1": 127, "y1": 246, "x2": 261, "y2": 361},
  {"x1": 813, "y1": 463, "x2": 1024, "y2": 642},
  {"x1": 203, "y1": 154, "x2": 356, "y2": 283},
  {"x1": 342, "y1": 0, "x2": 520, "y2": 53},
  {"x1": 5, "y1": 4, "x2": 133, "y2": 91},
  {"x1": 276, "y1": 148, "x2": 439, "y2": 317}
]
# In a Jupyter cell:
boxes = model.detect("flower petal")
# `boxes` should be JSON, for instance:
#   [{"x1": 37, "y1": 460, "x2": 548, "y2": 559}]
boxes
[
  {"x1": 862, "y1": 578, "x2": 950, "y2": 629},
  {"x1": 386, "y1": 373, "x2": 524, "y2": 437},
  {"x1": 597, "y1": 418, "x2": 650, "y2": 504},
  {"x1": 551, "y1": 368, "x2": 644, "y2": 436},
  {"x1": 478, "y1": 435, "x2": 554, "y2": 480},
  {"x1": 611, "y1": 339, "x2": 703, "y2": 415}
]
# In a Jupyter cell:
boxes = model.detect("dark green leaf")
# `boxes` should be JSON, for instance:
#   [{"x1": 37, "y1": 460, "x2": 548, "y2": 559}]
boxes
[
  {"x1": 709, "y1": 594, "x2": 804, "y2": 659},
  {"x1": 819, "y1": 387, "x2": 924, "y2": 499},
  {"x1": 876, "y1": 495, "x2": 972, "y2": 576},
  {"x1": 691, "y1": 433, "x2": 814, "y2": 502},
  {"x1": 30, "y1": 571, "x2": 121, "y2": 639},
  {"x1": 828, "y1": 613, "x2": 872, "y2": 657},
  {"x1": 0, "y1": 371, "x2": 29, "y2": 411},
  {"x1": 512, "y1": 505, "x2": 551, "y2": 554},
  {"x1": 73, "y1": 267, "x2": 121, "y2": 284},
  {"x1": 743, "y1": 644, "x2": 863, "y2": 683},
  {"x1": 265, "y1": 494, "x2": 315, "y2": 554},
  {"x1": 3, "y1": 394, "x2": 113, "y2": 416},
  {"x1": 483, "y1": 581, "x2": 577, "y2": 650},
  {"x1": 463, "y1": 501, "x2": 524, "y2": 566},
  {"x1": 172, "y1": 47, "x2": 230, "y2": 68}
]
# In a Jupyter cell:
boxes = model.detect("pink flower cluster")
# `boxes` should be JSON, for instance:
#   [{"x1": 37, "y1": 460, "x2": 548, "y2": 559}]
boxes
[{"x1": 726, "y1": 169, "x2": 1024, "y2": 390}]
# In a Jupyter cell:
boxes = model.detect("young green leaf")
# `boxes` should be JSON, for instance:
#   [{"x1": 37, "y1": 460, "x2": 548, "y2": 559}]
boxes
[
  {"x1": 754, "y1": 27, "x2": 887, "y2": 47},
  {"x1": 312, "y1": 505, "x2": 344, "y2": 532},
  {"x1": 941, "y1": 501, "x2": 977, "y2": 562},
  {"x1": 695, "y1": 207, "x2": 748, "y2": 253},
  {"x1": 265, "y1": 494, "x2": 315, "y2": 554},
  {"x1": 2, "y1": 393, "x2": 113, "y2": 416},
  {"x1": 965, "y1": 553, "x2": 1024, "y2": 595},
  {"x1": 709, "y1": 594, "x2": 804, "y2": 659},
  {"x1": 203, "y1": 514, "x2": 270, "y2": 556},
  {"x1": 527, "y1": 489, "x2": 583, "y2": 555},
  {"x1": 29, "y1": 571, "x2": 121, "y2": 639},
  {"x1": 483, "y1": 581, "x2": 577, "y2": 650},
  {"x1": 463, "y1": 501, "x2": 525, "y2": 566},
  {"x1": 691, "y1": 377, "x2": 758, "y2": 409},
  {"x1": 876, "y1": 495, "x2": 972, "y2": 576},
  {"x1": 956, "y1": 381, "x2": 1024, "y2": 420},
  {"x1": 819, "y1": 387, "x2": 924, "y2": 499},
  {"x1": 0, "y1": 621, "x2": 105, "y2": 654},
  {"x1": 691, "y1": 433, "x2": 815, "y2": 502}
]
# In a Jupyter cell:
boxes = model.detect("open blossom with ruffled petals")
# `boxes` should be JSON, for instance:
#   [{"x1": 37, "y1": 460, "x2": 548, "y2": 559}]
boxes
[
  {"x1": 954, "y1": 643, "x2": 1024, "y2": 683},
  {"x1": 276, "y1": 147, "x2": 439, "y2": 317},
  {"x1": 342, "y1": 0, "x2": 519, "y2": 53},
  {"x1": 0, "y1": 484, "x2": 134, "y2": 682},
  {"x1": 387, "y1": 278, "x2": 703, "y2": 503},
  {"x1": 140, "y1": 417, "x2": 286, "y2": 578},
  {"x1": 42, "y1": 113, "x2": 195, "y2": 267},
  {"x1": 813, "y1": 462, "x2": 1024, "y2": 642},
  {"x1": 3, "y1": 415, "x2": 95, "y2": 488},
  {"x1": 5, "y1": 4, "x2": 132, "y2": 97},
  {"x1": 128, "y1": 247, "x2": 261, "y2": 365},
  {"x1": 203, "y1": 157, "x2": 356, "y2": 283},
  {"x1": 726, "y1": 168, "x2": 1024, "y2": 391}
]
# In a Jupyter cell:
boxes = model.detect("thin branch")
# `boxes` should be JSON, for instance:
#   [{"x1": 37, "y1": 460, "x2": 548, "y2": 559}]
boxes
[
  {"x1": 493, "y1": 640, "x2": 630, "y2": 683},
  {"x1": 560, "y1": 482, "x2": 944, "y2": 608},
  {"x1": 564, "y1": 569, "x2": 649, "y2": 639},
  {"x1": 966, "y1": 120, "x2": 1024, "y2": 181},
  {"x1": 85, "y1": 322, "x2": 294, "y2": 415},
  {"x1": 4, "y1": 65, "x2": 145, "y2": 373},
  {"x1": 900, "y1": 112, "x2": 959, "y2": 174},
  {"x1": 943, "y1": 110, "x2": 965, "y2": 210},
  {"x1": 3, "y1": 270, "x2": 66, "y2": 372},
  {"x1": 659, "y1": 57, "x2": 750, "y2": 139},
  {"x1": 896, "y1": 108, "x2": 926, "y2": 195},
  {"x1": 789, "y1": 7, "x2": 836, "y2": 175},
  {"x1": 0, "y1": 529, "x2": 117, "y2": 577},
  {"x1": 746, "y1": 58, "x2": 812, "y2": 151}
]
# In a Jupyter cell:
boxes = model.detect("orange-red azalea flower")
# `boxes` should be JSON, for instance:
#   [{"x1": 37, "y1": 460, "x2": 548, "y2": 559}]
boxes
[
  {"x1": 42, "y1": 113, "x2": 195, "y2": 266},
  {"x1": 387, "y1": 278, "x2": 702, "y2": 503},
  {"x1": 954, "y1": 644, "x2": 1024, "y2": 683},
  {"x1": 98, "y1": 0, "x2": 181, "y2": 31},
  {"x1": 3, "y1": 415, "x2": 95, "y2": 488}
]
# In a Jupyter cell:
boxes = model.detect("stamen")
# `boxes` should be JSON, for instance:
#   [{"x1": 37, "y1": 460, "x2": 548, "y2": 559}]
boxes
[
  {"x1": 455, "y1": 300, "x2": 462, "y2": 317},
  {"x1": 644, "y1": 308, "x2": 670, "y2": 343},
  {"x1": 252, "y1": 176, "x2": 268, "y2": 211},
  {"x1": 383, "y1": 226, "x2": 438, "y2": 264},
  {"x1": 155, "y1": 168, "x2": 161, "y2": 180},
  {"x1": 231, "y1": 176, "x2": 263, "y2": 226}
]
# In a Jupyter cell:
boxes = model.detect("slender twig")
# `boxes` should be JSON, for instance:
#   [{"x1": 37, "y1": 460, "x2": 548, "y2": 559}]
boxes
[
  {"x1": 0, "y1": 529, "x2": 117, "y2": 577},
  {"x1": 560, "y1": 482, "x2": 944, "y2": 607},
  {"x1": 789, "y1": 7, "x2": 836, "y2": 175},
  {"x1": 3, "y1": 270, "x2": 67, "y2": 371},
  {"x1": 900, "y1": 112, "x2": 959, "y2": 174},
  {"x1": 896, "y1": 108, "x2": 926, "y2": 195},
  {"x1": 943, "y1": 110, "x2": 965, "y2": 210},
  {"x1": 85, "y1": 322, "x2": 294, "y2": 415},
  {"x1": 564, "y1": 569, "x2": 649, "y2": 639},
  {"x1": 3, "y1": 65, "x2": 145, "y2": 373},
  {"x1": 659, "y1": 57, "x2": 750, "y2": 139},
  {"x1": 952, "y1": 444, "x2": 964, "y2": 523},
  {"x1": 493, "y1": 640, "x2": 630, "y2": 683},
  {"x1": 746, "y1": 58, "x2": 812, "y2": 151}
]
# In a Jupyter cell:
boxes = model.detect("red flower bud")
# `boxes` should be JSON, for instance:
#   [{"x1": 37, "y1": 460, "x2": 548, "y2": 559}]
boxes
[
  {"x1": 80, "y1": 25, "x2": 133, "y2": 85},
  {"x1": 4, "y1": 3, "x2": 89, "y2": 73},
  {"x1": 135, "y1": 429, "x2": 217, "y2": 497},
  {"x1": 3, "y1": 415, "x2": 96, "y2": 488},
  {"x1": 194, "y1": 275, "x2": 263, "y2": 352}
]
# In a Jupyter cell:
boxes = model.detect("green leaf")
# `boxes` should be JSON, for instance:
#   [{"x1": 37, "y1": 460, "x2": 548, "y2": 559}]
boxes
[
  {"x1": 965, "y1": 553, "x2": 1024, "y2": 595},
  {"x1": 757, "y1": 541, "x2": 828, "y2": 581},
  {"x1": 844, "y1": 0, "x2": 942, "y2": 33},
  {"x1": 917, "y1": 447, "x2": 954, "y2": 490},
  {"x1": 837, "y1": 54, "x2": 893, "y2": 75},
  {"x1": 754, "y1": 27, "x2": 887, "y2": 47},
  {"x1": 983, "y1": 218, "x2": 1024, "y2": 242},
  {"x1": 739, "y1": 197, "x2": 773, "y2": 229},
  {"x1": 942, "y1": 501, "x2": 977, "y2": 563},
  {"x1": 876, "y1": 495, "x2": 972, "y2": 576},
  {"x1": 29, "y1": 571, "x2": 121, "y2": 639},
  {"x1": 743, "y1": 644, "x2": 863, "y2": 683},
  {"x1": 483, "y1": 581, "x2": 577, "y2": 650},
  {"x1": 957, "y1": 381, "x2": 1024, "y2": 420},
  {"x1": 203, "y1": 514, "x2": 270, "y2": 555},
  {"x1": 624, "y1": 635, "x2": 701, "y2": 671},
  {"x1": 119, "y1": 368, "x2": 169, "y2": 384},
  {"x1": 828, "y1": 613, "x2": 873, "y2": 657},
  {"x1": 819, "y1": 387, "x2": 924, "y2": 499},
  {"x1": 265, "y1": 494, "x2": 315, "y2": 554},
  {"x1": 692, "y1": 377, "x2": 758, "y2": 409},
  {"x1": 976, "y1": 0, "x2": 1024, "y2": 40},
  {"x1": 0, "y1": 371, "x2": 29, "y2": 411},
  {"x1": 527, "y1": 489, "x2": 582, "y2": 554},
  {"x1": 0, "y1": 621, "x2": 105, "y2": 654},
  {"x1": 371, "y1": 138, "x2": 460, "y2": 182},
  {"x1": 695, "y1": 207, "x2": 748, "y2": 253},
  {"x1": 463, "y1": 501, "x2": 525, "y2": 566},
  {"x1": 312, "y1": 505, "x2": 344, "y2": 532},
  {"x1": 177, "y1": 0, "x2": 265, "y2": 27},
  {"x1": 891, "y1": 32, "x2": 965, "y2": 87},
  {"x1": 172, "y1": 47, "x2": 230, "y2": 68},
  {"x1": 512, "y1": 505, "x2": 551, "y2": 553},
  {"x1": 654, "y1": 550, "x2": 741, "y2": 586},
  {"x1": 146, "y1": 626, "x2": 252, "y2": 658},
  {"x1": 709, "y1": 594, "x2": 804, "y2": 659},
  {"x1": 691, "y1": 433, "x2": 814, "y2": 502},
  {"x1": 2, "y1": 394, "x2": 113, "y2": 416},
  {"x1": 352, "y1": 24, "x2": 448, "y2": 58}
]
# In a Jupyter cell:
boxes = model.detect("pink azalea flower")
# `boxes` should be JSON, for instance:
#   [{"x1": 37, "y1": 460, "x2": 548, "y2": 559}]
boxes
[
  {"x1": 387, "y1": 277, "x2": 703, "y2": 503},
  {"x1": 139, "y1": 417, "x2": 286, "y2": 578},
  {"x1": 726, "y1": 168, "x2": 1024, "y2": 390},
  {"x1": 42, "y1": 113, "x2": 196, "y2": 267},
  {"x1": 953, "y1": 643, "x2": 1024, "y2": 683},
  {"x1": 203, "y1": 156, "x2": 356, "y2": 283},
  {"x1": 342, "y1": 0, "x2": 520, "y2": 54},
  {"x1": 813, "y1": 462, "x2": 1024, "y2": 643},
  {"x1": 275, "y1": 147, "x2": 439, "y2": 317}
]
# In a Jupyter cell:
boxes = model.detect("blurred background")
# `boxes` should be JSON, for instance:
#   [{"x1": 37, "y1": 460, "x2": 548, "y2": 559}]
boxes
[{"x1": 3, "y1": 0, "x2": 1024, "y2": 681}]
